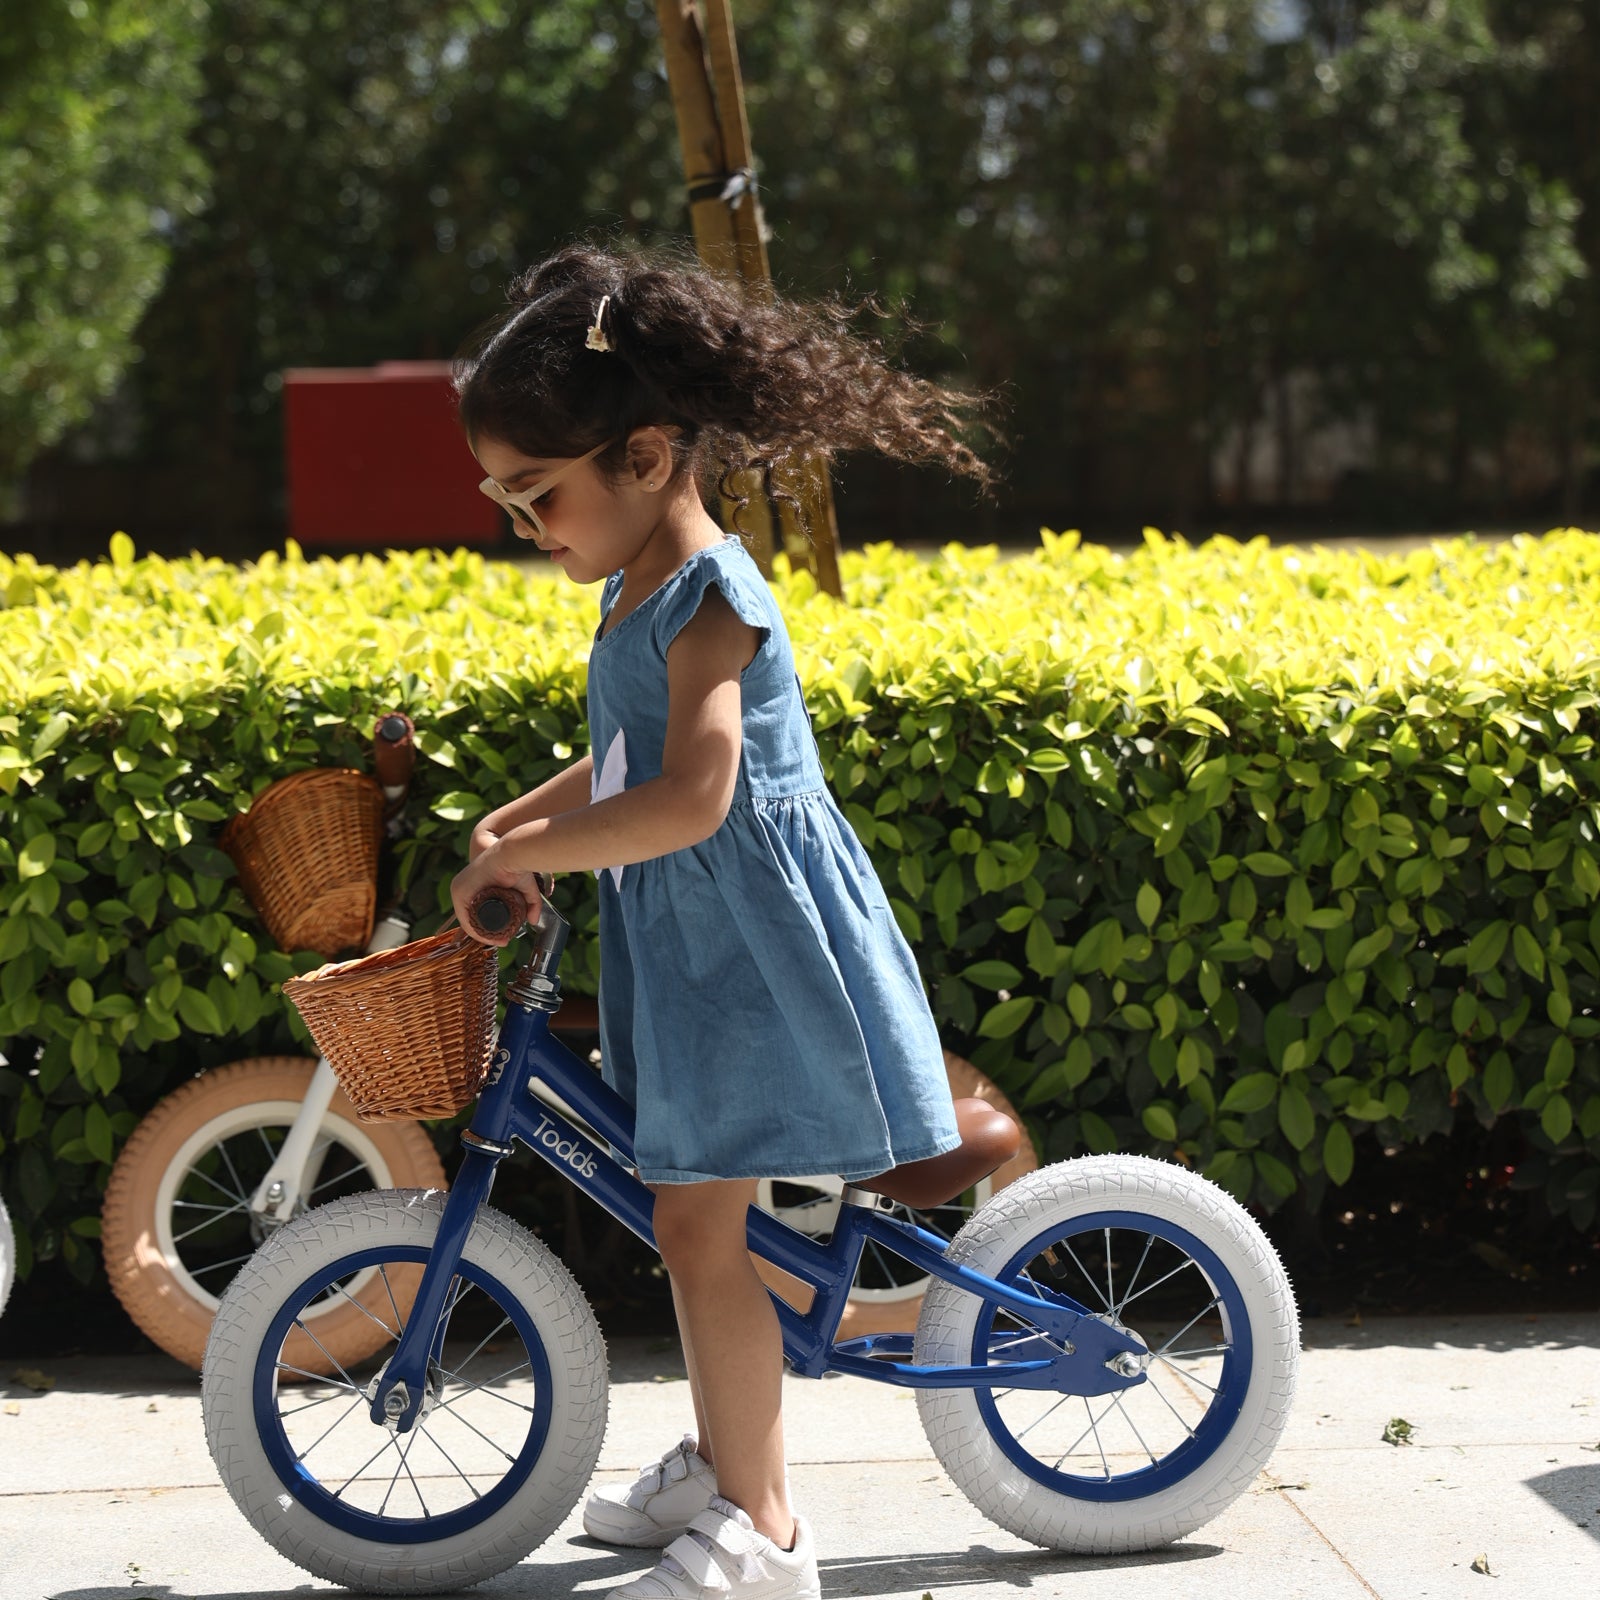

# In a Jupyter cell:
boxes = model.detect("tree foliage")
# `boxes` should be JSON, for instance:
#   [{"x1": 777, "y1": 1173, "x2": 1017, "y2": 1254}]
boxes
[
  {"x1": 4, "y1": 2, "x2": 1598, "y2": 539},
  {"x1": 0, "y1": 0, "x2": 210, "y2": 481}
]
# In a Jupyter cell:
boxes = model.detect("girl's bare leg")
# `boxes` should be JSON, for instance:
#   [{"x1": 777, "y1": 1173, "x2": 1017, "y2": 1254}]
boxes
[
  {"x1": 669, "y1": 1275, "x2": 713, "y2": 1466},
  {"x1": 651, "y1": 1178, "x2": 792, "y2": 1547}
]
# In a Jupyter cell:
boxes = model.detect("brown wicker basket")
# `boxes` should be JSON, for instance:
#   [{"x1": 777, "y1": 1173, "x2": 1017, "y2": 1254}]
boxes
[
  {"x1": 220, "y1": 768, "x2": 384, "y2": 957},
  {"x1": 282, "y1": 924, "x2": 500, "y2": 1121}
]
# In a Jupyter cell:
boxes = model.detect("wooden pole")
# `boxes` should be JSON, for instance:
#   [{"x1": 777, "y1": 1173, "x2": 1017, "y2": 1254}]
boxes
[{"x1": 655, "y1": 0, "x2": 843, "y2": 597}]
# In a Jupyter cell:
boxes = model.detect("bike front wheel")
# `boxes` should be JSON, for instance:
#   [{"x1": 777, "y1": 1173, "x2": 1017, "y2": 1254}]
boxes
[
  {"x1": 914, "y1": 1154, "x2": 1299, "y2": 1552},
  {"x1": 102, "y1": 1057, "x2": 445, "y2": 1370},
  {"x1": 201, "y1": 1189, "x2": 607, "y2": 1594}
]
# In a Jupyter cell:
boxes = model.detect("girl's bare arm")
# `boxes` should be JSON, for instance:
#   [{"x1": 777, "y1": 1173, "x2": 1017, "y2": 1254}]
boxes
[
  {"x1": 473, "y1": 591, "x2": 758, "y2": 875},
  {"x1": 470, "y1": 753, "x2": 595, "y2": 859}
]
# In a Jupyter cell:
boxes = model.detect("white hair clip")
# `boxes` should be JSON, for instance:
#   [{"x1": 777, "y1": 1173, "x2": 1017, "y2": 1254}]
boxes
[{"x1": 585, "y1": 294, "x2": 614, "y2": 352}]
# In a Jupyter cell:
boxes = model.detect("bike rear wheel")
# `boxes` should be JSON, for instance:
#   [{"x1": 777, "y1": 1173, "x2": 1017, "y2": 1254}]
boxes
[
  {"x1": 103, "y1": 1057, "x2": 445, "y2": 1370},
  {"x1": 915, "y1": 1155, "x2": 1298, "y2": 1552},
  {"x1": 202, "y1": 1190, "x2": 607, "y2": 1593}
]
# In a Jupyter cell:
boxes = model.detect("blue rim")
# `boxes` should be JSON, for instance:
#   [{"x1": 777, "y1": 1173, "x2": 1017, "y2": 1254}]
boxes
[
  {"x1": 253, "y1": 1245, "x2": 553, "y2": 1542},
  {"x1": 974, "y1": 1208, "x2": 1253, "y2": 1502}
]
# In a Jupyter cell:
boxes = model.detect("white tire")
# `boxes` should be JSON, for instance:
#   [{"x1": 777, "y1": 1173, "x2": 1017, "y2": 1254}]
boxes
[
  {"x1": 915, "y1": 1155, "x2": 1299, "y2": 1551},
  {"x1": 202, "y1": 1190, "x2": 608, "y2": 1593},
  {"x1": 0, "y1": 1194, "x2": 13, "y2": 1319}
]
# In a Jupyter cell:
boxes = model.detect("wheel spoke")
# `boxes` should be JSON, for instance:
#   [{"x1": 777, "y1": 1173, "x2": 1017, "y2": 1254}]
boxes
[
  {"x1": 412, "y1": 1419, "x2": 484, "y2": 1500},
  {"x1": 277, "y1": 1389, "x2": 350, "y2": 1418},
  {"x1": 333, "y1": 1433, "x2": 403, "y2": 1500},
  {"x1": 1103, "y1": 1226, "x2": 1114, "y2": 1314},
  {"x1": 1111, "y1": 1391, "x2": 1160, "y2": 1469},
  {"x1": 276, "y1": 1359, "x2": 361, "y2": 1392},
  {"x1": 1114, "y1": 1233, "x2": 1156, "y2": 1318},
  {"x1": 425, "y1": 1398, "x2": 519, "y2": 1463},
  {"x1": 446, "y1": 1310, "x2": 512, "y2": 1382},
  {"x1": 1141, "y1": 1365, "x2": 1200, "y2": 1437},
  {"x1": 1058, "y1": 1237, "x2": 1113, "y2": 1313},
  {"x1": 173, "y1": 1205, "x2": 249, "y2": 1245},
  {"x1": 1116, "y1": 1255, "x2": 1199, "y2": 1312},
  {"x1": 1153, "y1": 1295, "x2": 1222, "y2": 1360},
  {"x1": 1012, "y1": 1391, "x2": 1072, "y2": 1442},
  {"x1": 293, "y1": 1392, "x2": 366, "y2": 1465},
  {"x1": 213, "y1": 1139, "x2": 253, "y2": 1211},
  {"x1": 1154, "y1": 1352, "x2": 1219, "y2": 1395},
  {"x1": 184, "y1": 1164, "x2": 249, "y2": 1208},
  {"x1": 1086, "y1": 1394, "x2": 1112, "y2": 1480},
  {"x1": 292, "y1": 1313, "x2": 362, "y2": 1393},
  {"x1": 189, "y1": 1249, "x2": 259, "y2": 1279},
  {"x1": 378, "y1": 1264, "x2": 405, "y2": 1331},
  {"x1": 325, "y1": 1278, "x2": 401, "y2": 1341},
  {"x1": 1164, "y1": 1342, "x2": 1230, "y2": 1360},
  {"x1": 431, "y1": 1359, "x2": 536, "y2": 1416}
]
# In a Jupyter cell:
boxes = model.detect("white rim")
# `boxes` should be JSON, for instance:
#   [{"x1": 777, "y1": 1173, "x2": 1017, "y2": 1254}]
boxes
[{"x1": 153, "y1": 1100, "x2": 395, "y2": 1314}]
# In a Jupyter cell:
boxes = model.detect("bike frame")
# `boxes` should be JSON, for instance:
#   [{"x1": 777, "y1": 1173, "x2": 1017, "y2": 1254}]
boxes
[{"x1": 369, "y1": 921, "x2": 1146, "y2": 1434}]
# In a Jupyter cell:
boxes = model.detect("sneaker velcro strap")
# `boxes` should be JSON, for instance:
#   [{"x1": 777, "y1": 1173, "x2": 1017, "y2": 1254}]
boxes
[
  {"x1": 662, "y1": 1529, "x2": 731, "y2": 1591},
  {"x1": 687, "y1": 1508, "x2": 759, "y2": 1558}
]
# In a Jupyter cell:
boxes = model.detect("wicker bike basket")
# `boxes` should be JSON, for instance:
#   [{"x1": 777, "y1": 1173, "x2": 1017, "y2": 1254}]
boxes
[
  {"x1": 282, "y1": 926, "x2": 501, "y2": 1121},
  {"x1": 220, "y1": 768, "x2": 385, "y2": 958}
]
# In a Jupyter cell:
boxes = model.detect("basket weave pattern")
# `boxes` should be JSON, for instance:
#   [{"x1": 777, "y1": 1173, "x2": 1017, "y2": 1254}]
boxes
[
  {"x1": 283, "y1": 926, "x2": 500, "y2": 1122},
  {"x1": 220, "y1": 769, "x2": 384, "y2": 958}
]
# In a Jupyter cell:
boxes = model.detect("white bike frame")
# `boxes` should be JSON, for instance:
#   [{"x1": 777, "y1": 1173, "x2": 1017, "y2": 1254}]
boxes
[{"x1": 245, "y1": 913, "x2": 412, "y2": 1225}]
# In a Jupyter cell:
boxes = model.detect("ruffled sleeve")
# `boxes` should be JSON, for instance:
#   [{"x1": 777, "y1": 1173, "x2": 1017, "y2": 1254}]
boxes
[{"x1": 651, "y1": 545, "x2": 773, "y2": 665}]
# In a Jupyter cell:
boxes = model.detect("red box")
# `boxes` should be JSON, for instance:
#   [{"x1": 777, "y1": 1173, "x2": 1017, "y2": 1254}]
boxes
[{"x1": 283, "y1": 361, "x2": 503, "y2": 547}]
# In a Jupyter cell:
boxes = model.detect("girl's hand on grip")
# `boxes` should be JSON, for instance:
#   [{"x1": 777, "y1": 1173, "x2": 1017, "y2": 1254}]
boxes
[{"x1": 451, "y1": 849, "x2": 542, "y2": 946}]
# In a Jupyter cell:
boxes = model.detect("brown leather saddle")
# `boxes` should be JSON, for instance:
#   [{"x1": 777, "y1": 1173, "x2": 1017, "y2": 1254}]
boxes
[{"x1": 553, "y1": 997, "x2": 1022, "y2": 1211}]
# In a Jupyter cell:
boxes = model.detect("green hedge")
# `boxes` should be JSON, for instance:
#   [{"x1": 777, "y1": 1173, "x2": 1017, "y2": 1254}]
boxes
[{"x1": 2, "y1": 528, "x2": 1599, "y2": 1284}]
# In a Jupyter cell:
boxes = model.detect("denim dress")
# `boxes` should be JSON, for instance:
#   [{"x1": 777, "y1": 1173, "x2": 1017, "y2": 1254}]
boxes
[{"x1": 585, "y1": 535, "x2": 962, "y2": 1185}]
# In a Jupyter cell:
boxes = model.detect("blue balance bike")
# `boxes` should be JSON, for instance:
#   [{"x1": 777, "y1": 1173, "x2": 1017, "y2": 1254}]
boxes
[{"x1": 201, "y1": 888, "x2": 1299, "y2": 1592}]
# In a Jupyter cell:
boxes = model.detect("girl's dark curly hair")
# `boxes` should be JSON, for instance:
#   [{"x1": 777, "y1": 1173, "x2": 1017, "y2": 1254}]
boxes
[{"x1": 452, "y1": 238, "x2": 1000, "y2": 534}]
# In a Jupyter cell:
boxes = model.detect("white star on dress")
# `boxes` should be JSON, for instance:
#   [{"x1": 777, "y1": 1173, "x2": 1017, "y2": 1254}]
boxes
[{"x1": 590, "y1": 728, "x2": 628, "y2": 891}]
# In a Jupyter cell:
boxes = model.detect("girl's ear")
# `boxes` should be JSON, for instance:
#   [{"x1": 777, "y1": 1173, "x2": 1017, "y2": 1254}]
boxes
[{"x1": 625, "y1": 426, "x2": 679, "y2": 489}]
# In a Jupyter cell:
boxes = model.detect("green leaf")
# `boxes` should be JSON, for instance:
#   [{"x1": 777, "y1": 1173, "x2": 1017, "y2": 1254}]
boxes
[
  {"x1": 1135, "y1": 883, "x2": 1161, "y2": 927},
  {"x1": 1465, "y1": 920, "x2": 1509, "y2": 975},
  {"x1": 433, "y1": 791, "x2": 484, "y2": 823},
  {"x1": 977, "y1": 996, "x2": 1035, "y2": 1040},
  {"x1": 1512, "y1": 924, "x2": 1545, "y2": 981},
  {"x1": 1219, "y1": 1072, "x2": 1278, "y2": 1114},
  {"x1": 1342, "y1": 926, "x2": 1393, "y2": 972},
  {"x1": 176, "y1": 986, "x2": 223, "y2": 1034},
  {"x1": 17, "y1": 834, "x2": 56, "y2": 879},
  {"x1": 84, "y1": 1103, "x2": 114, "y2": 1165},
  {"x1": 1323, "y1": 1121, "x2": 1355, "y2": 1186},
  {"x1": 67, "y1": 978, "x2": 94, "y2": 1016},
  {"x1": 1141, "y1": 1104, "x2": 1178, "y2": 1141},
  {"x1": 1278, "y1": 1083, "x2": 1316, "y2": 1150},
  {"x1": 1242, "y1": 852, "x2": 1292, "y2": 877},
  {"x1": 963, "y1": 960, "x2": 1022, "y2": 990},
  {"x1": 1541, "y1": 1093, "x2": 1573, "y2": 1144}
]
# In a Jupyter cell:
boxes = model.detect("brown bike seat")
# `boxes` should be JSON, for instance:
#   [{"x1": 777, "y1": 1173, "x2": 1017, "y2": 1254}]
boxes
[{"x1": 854, "y1": 1097, "x2": 1022, "y2": 1210}]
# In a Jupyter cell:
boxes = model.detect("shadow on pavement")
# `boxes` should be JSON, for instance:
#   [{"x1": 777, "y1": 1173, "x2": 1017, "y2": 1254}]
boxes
[
  {"x1": 44, "y1": 1539, "x2": 1222, "y2": 1600},
  {"x1": 1526, "y1": 1461, "x2": 1600, "y2": 1545},
  {"x1": 1297, "y1": 1312, "x2": 1598, "y2": 1353}
]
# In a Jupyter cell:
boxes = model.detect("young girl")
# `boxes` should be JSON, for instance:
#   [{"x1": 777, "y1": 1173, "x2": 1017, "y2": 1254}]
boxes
[{"x1": 447, "y1": 240, "x2": 995, "y2": 1600}]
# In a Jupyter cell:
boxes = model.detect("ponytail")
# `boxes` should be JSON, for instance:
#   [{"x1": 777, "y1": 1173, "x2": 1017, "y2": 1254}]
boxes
[{"x1": 453, "y1": 237, "x2": 1001, "y2": 532}]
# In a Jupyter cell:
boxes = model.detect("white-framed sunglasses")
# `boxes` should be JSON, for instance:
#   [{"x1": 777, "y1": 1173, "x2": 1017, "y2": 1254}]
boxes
[{"x1": 477, "y1": 436, "x2": 618, "y2": 541}]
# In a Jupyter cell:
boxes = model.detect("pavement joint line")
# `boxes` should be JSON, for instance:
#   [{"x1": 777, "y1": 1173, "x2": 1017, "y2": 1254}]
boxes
[{"x1": 1266, "y1": 1475, "x2": 1386, "y2": 1600}]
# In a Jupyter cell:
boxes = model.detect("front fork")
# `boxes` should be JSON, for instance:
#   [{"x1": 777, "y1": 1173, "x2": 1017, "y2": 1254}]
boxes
[{"x1": 366, "y1": 1137, "x2": 509, "y2": 1431}]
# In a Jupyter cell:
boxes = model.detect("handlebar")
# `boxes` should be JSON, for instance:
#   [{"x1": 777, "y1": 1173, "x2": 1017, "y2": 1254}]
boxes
[
  {"x1": 468, "y1": 884, "x2": 526, "y2": 939},
  {"x1": 372, "y1": 712, "x2": 416, "y2": 795}
]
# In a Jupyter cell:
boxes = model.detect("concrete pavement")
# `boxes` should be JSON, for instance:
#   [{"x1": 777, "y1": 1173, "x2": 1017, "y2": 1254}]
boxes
[{"x1": 1, "y1": 1314, "x2": 1596, "y2": 1600}]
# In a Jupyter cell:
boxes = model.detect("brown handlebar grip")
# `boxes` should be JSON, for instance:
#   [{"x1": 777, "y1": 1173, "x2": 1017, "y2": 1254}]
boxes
[
  {"x1": 372, "y1": 712, "x2": 416, "y2": 790},
  {"x1": 467, "y1": 884, "x2": 528, "y2": 941}
]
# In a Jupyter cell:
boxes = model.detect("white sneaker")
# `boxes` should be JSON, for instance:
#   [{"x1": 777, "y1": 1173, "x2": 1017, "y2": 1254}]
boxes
[
  {"x1": 604, "y1": 1496, "x2": 821, "y2": 1600},
  {"x1": 584, "y1": 1435, "x2": 719, "y2": 1548}
]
